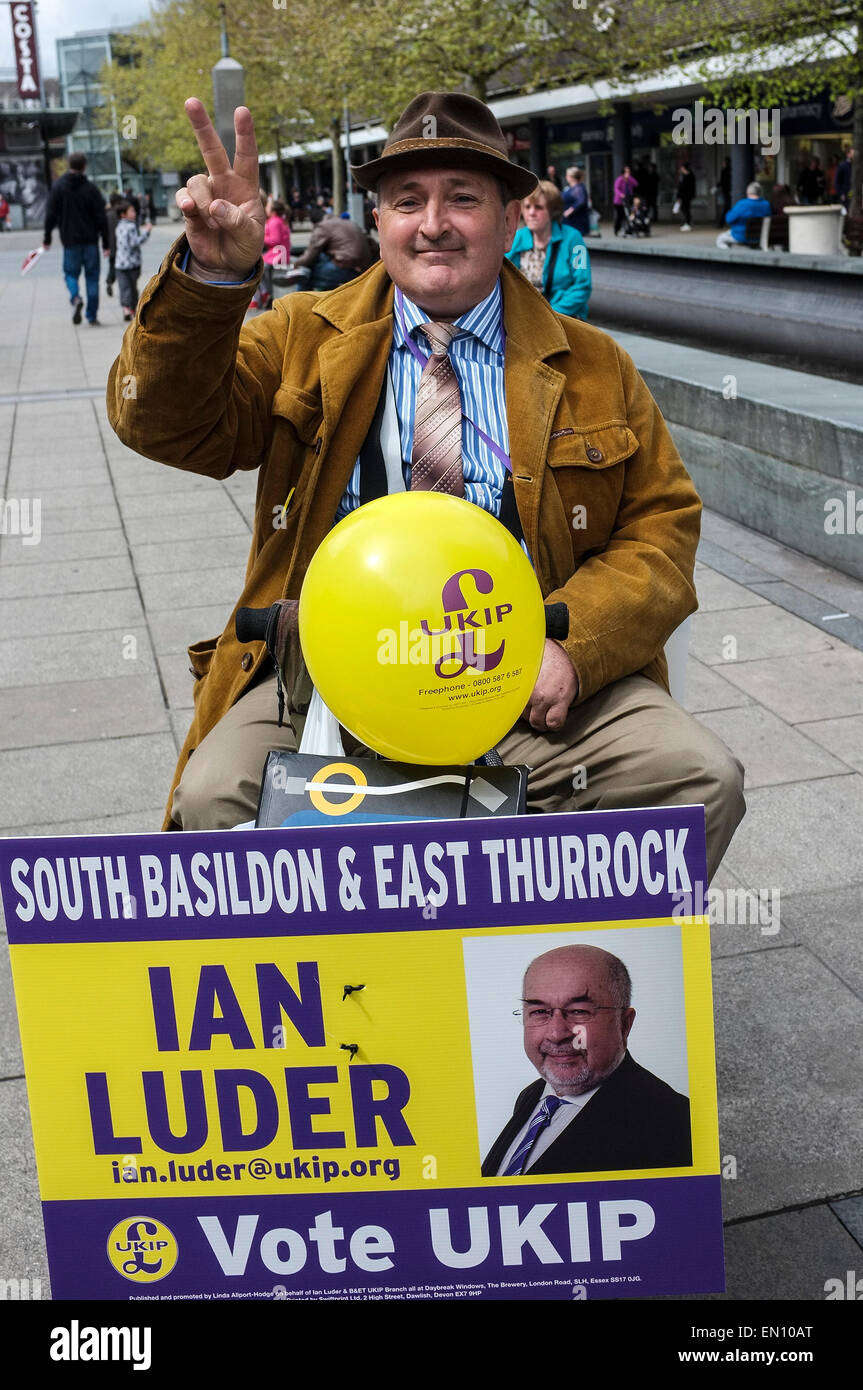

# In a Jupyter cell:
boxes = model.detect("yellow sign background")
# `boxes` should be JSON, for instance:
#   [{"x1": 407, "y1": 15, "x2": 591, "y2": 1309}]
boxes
[{"x1": 10, "y1": 917, "x2": 718, "y2": 1202}]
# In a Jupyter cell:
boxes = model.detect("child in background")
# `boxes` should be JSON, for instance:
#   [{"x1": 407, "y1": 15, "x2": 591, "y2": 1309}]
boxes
[
  {"x1": 114, "y1": 199, "x2": 151, "y2": 321},
  {"x1": 625, "y1": 196, "x2": 652, "y2": 237}
]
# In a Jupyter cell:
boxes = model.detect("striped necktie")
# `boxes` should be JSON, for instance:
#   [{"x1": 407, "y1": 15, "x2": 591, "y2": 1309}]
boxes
[
  {"x1": 409, "y1": 321, "x2": 464, "y2": 497},
  {"x1": 502, "y1": 1095, "x2": 565, "y2": 1176}
]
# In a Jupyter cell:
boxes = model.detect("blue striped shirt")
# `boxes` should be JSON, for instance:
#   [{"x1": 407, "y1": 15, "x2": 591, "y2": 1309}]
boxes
[{"x1": 335, "y1": 280, "x2": 510, "y2": 520}]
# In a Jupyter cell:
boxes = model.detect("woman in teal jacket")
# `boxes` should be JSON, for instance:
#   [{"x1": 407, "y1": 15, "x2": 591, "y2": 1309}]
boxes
[{"x1": 506, "y1": 179, "x2": 591, "y2": 320}]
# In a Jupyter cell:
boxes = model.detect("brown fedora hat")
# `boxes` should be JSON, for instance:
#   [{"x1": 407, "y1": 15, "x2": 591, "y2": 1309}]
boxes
[{"x1": 351, "y1": 91, "x2": 538, "y2": 199}]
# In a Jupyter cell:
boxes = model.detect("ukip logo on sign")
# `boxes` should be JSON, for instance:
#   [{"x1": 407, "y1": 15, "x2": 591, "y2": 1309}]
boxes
[
  {"x1": 419, "y1": 568, "x2": 512, "y2": 680},
  {"x1": 106, "y1": 1216, "x2": 178, "y2": 1283}
]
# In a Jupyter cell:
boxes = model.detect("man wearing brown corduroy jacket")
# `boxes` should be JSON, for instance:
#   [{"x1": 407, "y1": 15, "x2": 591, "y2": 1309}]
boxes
[{"x1": 107, "y1": 92, "x2": 744, "y2": 880}]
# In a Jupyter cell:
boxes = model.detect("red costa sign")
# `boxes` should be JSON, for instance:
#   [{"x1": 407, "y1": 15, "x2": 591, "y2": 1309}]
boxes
[{"x1": 11, "y1": 2, "x2": 41, "y2": 100}]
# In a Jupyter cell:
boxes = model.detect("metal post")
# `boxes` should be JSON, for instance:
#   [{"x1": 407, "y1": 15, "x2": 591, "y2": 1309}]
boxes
[{"x1": 211, "y1": 6, "x2": 244, "y2": 164}]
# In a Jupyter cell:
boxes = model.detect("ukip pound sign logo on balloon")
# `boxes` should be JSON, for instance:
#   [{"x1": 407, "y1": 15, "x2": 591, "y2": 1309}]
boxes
[{"x1": 420, "y1": 568, "x2": 512, "y2": 679}]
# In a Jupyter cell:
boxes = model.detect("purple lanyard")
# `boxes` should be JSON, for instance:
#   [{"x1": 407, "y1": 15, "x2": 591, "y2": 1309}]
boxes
[{"x1": 395, "y1": 287, "x2": 513, "y2": 475}]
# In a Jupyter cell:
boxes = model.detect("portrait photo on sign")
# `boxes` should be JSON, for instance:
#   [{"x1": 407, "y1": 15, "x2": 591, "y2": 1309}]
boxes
[{"x1": 463, "y1": 925, "x2": 693, "y2": 1179}]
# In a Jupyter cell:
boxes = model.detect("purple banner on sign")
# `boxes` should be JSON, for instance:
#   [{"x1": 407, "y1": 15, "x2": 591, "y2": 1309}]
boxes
[
  {"x1": 0, "y1": 806, "x2": 707, "y2": 945},
  {"x1": 42, "y1": 1175, "x2": 724, "y2": 1300}
]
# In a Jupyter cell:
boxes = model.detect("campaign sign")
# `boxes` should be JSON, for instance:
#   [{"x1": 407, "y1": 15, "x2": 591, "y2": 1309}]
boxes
[{"x1": 0, "y1": 806, "x2": 723, "y2": 1300}]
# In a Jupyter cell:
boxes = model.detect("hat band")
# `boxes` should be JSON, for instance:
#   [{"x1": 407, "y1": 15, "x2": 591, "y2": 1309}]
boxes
[{"x1": 379, "y1": 135, "x2": 511, "y2": 163}]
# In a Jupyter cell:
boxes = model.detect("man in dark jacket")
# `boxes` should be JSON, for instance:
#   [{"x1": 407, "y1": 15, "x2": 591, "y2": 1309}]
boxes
[
  {"x1": 291, "y1": 212, "x2": 374, "y2": 289},
  {"x1": 836, "y1": 147, "x2": 854, "y2": 209},
  {"x1": 43, "y1": 153, "x2": 109, "y2": 324},
  {"x1": 481, "y1": 944, "x2": 692, "y2": 1176}
]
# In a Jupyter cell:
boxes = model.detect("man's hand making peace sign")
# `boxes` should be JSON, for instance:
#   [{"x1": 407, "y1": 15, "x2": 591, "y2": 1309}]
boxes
[{"x1": 176, "y1": 98, "x2": 265, "y2": 278}]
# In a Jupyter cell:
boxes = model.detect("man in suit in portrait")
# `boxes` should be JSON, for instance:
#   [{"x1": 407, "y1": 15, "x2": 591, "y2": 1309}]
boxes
[{"x1": 481, "y1": 943, "x2": 692, "y2": 1177}]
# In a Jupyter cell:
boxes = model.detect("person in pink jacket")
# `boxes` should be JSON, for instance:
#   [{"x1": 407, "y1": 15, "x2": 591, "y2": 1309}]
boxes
[
  {"x1": 613, "y1": 165, "x2": 638, "y2": 236},
  {"x1": 254, "y1": 197, "x2": 291, "y2": 309}
]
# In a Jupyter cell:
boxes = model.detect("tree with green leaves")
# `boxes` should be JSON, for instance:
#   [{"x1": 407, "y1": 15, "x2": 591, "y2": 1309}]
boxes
[{"x1": 681, "y1": 1, "x2": 862, "y2": 212}]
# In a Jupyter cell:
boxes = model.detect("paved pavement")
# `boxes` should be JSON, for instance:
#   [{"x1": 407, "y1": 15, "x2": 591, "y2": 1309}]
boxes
[{"x1": 1, "y1": 221, "x2": 862, "y2": 1301}]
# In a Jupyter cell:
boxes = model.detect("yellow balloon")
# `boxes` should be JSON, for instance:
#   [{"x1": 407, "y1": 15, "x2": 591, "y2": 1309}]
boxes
[{"x1": 299, "y1": 492, "x2": 547, "y2": 764}]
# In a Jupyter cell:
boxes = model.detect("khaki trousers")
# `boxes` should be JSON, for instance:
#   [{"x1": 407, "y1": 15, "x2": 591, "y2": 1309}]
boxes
[{"x1": 172, "y1": 670, "x2": 745, "y2": 882}]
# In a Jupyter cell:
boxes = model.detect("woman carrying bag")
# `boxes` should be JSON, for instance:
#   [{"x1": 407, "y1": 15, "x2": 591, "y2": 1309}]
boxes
[{"x1": 506, "y1": 179, "x2": 592, "y2": 320}]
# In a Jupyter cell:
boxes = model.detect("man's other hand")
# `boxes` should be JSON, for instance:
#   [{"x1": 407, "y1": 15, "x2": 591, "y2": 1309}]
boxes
[
  {"x1": 176, "y1": 99, "x2": 265, "y2": 276},
  {"x1": 522, "y1": 639, "x2": 578, "y2": 732}
]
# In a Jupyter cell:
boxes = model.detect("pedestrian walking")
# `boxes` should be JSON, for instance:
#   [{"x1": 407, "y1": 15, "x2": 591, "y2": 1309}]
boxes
[
  {"x1": 561, "y1": 166, "x2": 591, "y2": 237},
  {"x1": 507, "y1": 179, "x2": 591, "y2": 318},
  {"x1": 714, "y1": 157, "x2": 731, "y2": 227},
  {"x1": 674, "y1": 160, "x2": 695, "y2": 230},
  {"x1": 836, "y1": 147, "x2": 854, "y2": 210},
  {"x1": 114, "y1": 199, "x2": 151, "y2": 320},
  {"x1": 42, "y1": 153, "x2": 109, "y2": 325},
  {"x1": 545, "y1": 163, "x2": 563, "y2": 190},
  {"x1": 613, "y1": 164, "x2": 638, "y2": 236},
  {"x1": 643, "y1": 161, "x2": 659, "y2": 221},
  {"x1": 104, "y1": 191, "x2": 123, "y2": 298},
  {"x1": 0, "y1": 193, "x2": 9, "y2": 231},
  {"x1": 258, "y1": 197, "x2": 292, "y2": 308},
  {"x1": 796, "y1": 157, "x2": 825, "y2": 205}
]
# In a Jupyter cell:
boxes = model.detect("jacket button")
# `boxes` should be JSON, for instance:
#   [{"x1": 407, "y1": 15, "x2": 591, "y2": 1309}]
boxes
[
  {"x1": 241, "y1": 652, "x2": 253, "y2": 672},
  {"x1": 586, "y1": 445, "x2": 603, "y2": 463}
]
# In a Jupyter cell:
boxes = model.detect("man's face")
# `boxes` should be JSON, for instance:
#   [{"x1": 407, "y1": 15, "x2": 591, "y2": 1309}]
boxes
[
  {"x1": 521, "y1": 949, "x2": 635, "y2": 1097},
  {"x1": 373, "y1": 166, "x2": 521, "y2": 319}
]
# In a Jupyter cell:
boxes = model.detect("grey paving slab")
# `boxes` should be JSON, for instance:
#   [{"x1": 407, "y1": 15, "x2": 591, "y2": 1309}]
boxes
[
  {"x1": 695, "y1": 538, "x2": 774, "y2": 586},
  {"x1": 690, "y1": 605, "x2": 834, "y2": 666},
  {"x1": 795, "y1": 715, "x2": 863, "y2": 773},
  {"x1": 170, "y1": 709, "x2": 192, "y2": 753},
  {"x1": 123, "y1": 510, "x2": 249, "y2": 545},
  {"x1": 0, "y1": 528, "x2": 128, "y2": 568},
  {"x1": 723, "y1": 773, "x2": 863, "y2": 894},
  {"x1": 0, "y1": 1079, "x2": 50, "y2": 1295},
  {"x1": 748, "y1": 580, "x2": 863, "y2": 655},
  {"x1": 138, "y1": 565, "x2": 245, "y2": 612},
  {"x1": 830, "y1": 1195, "x2": 863, "y2": 1247},
  {"x1": 111, "y1": 468, "x2": 219, "y2": 498},
  {"x1": 117, "y1": 487, "x2": 242, "y2": 520},
  {"x1": 703, "y1": 509, "x2": 863, "y2": 623},
  {"x1": 0, "y1": 555, "x2": 135, "y2": 599},
  {"x1": 0, "y1": 588, "x2": 144, "y2": 640},
  {"x1": 778, "y1": 883, "x2": 863, "y2": 1001},
  {"x1": 704, "y1": 862, "x2": 789, "y2": 959},
  {"x1": 0, "y1": 807, "x2": 166, "y2": 841},
  {"x1": 0, "y1": 945, "x2": 23, "y2": 1077},
  {"x1": 693, "y1": 564, "x2": 769, "y2": 613},
  {"x1": 41, "y1": 503, "x2": 121, "y2": 533},
  {"x1": 713, "y1": 947, "x2": 863, "y2": 1220},
  {"x1": 0, "y1": 674, "x2": 169, "y2": 751},
  {"x1": 158, "y1": 652, "x2": 196, "y2": 710},
  {"x1": 0, "y1": 733, "x2": 178, "y2": 829},
  {"x1": 714, "y1": 1205, "x2": 863, "y2": 1301},
  {"x1": 149, "y1": 604, "x2": 231, "y2": 656},
  {"x1": 131, "y1": 535, "x2": 251, "y2": 577},
  {"x1": 696, "y1": 705, "x2": 853, "y2": 789},
  {"x1": 6, "y1": 460, "x2": 110, "y2": 487},
  {"x1": 718, "y1": 647, "x2": 863, "y2": 724},
  {"x1": 0, "y1": 627, "x2": 155, "y2": 688},
  {"x1": 682, "y1": 657, "x2": 755, "y2": 714},
  {"x1": 15, "y1": 481, "x2": 110, "y2": 509}
]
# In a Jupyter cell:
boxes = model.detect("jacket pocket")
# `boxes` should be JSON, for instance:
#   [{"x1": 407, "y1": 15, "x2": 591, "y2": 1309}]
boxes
[
  {"x1": 546, "y1": 421, "x2": 639, "y2": 470},
  {"x1": 187, "y1": 636, "x2": 219, "y2": 681},
  {"x1": 271, "y1": 385, "x2": 323, "y2": 447}
]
